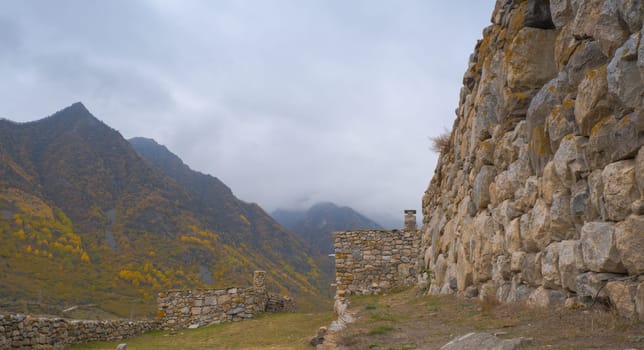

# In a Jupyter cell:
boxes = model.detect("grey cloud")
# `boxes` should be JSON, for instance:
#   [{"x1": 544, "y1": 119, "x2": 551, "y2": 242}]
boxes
[{"x1": 0, "y1": 0, "x2": 496, "y2": 226}]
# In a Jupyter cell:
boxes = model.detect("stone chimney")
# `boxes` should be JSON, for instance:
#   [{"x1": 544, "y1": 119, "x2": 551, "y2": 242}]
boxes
[{"x1": 404, "y1": 210, "x2": 417, "y2": 230}]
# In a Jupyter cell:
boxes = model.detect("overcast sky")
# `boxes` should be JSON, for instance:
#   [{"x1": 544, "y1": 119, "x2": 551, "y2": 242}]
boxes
[{"x1": 0, "y1": 1, "x2": 495, "y2": 227}]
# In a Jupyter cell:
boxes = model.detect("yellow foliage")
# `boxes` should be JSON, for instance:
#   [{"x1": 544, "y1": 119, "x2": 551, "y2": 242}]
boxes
[
  {"x1": 13, "y1": 229, "x2": 26, "y2": 240},
  {"x1": 239, "y1": 214, "x2": 250, "y2": 225},
  {"x1": 80, "y1": 252, "x2": 90, "y2": 263}
]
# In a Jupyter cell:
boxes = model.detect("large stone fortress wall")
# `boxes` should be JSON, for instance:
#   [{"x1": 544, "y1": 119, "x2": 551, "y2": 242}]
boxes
[
  {"x1": 333, "y1": 221, "x2": 421, "y2": 296},
  {"x1": 421, "y1": 0, "x2": 643, "y2": 320},
  {"x1": 157, "y1": 271, "x2": 295, "y2": 329}
]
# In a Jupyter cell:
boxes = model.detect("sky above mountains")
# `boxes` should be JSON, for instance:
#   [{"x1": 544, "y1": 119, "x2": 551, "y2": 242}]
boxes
[{"x1": 0, "y1": 1, "x2": 495, "y2": 225}]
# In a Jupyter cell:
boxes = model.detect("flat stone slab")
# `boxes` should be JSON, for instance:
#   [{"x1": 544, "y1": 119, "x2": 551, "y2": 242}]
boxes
[{"x1": 438, "y1": 332, "x2": 532, "y2": 350}]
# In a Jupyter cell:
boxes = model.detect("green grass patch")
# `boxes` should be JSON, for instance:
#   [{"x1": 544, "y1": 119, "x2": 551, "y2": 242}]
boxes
[
  {"x1": 365, "y1": 303, "x2": 378, "y2": 310},
  {"x1": 370, "y1": 311, "x2": 397, "y2": 322},
  {"x1": 368, "y1": 325, "x2": 395, "y2": 335}
]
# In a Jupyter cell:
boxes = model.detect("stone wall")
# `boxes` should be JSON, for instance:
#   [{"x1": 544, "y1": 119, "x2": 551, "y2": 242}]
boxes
[
  {"x1": 0, "y1": 313, "x2": 158, "y2": 349},
  {"x1": 157, "y1": 271, "x2": 295, "y2": 330},
  {"x1": 421, "y1": 0, "x2": 643, "y2": 320},
  {"x1": 333, "y1": 230, "x2": 421, "y2": 296}
]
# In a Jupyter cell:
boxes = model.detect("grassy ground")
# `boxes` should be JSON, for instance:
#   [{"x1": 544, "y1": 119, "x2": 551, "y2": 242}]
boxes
[
  {"x1": 66, "y1": 288, "x2": 644, "y2": 350},
  {"x1": 69, "y1": 312, "x2": 334, "y2": 350},
  {"x1": 334, "y1": 288, "x2": 644, "y2": 350}
]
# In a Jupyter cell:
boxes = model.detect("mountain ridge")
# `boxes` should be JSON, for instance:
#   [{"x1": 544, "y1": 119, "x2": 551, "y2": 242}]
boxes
[
  {"x1": 0, "y1": 102, "x2": 331, "y2": 316},
  {"x1": 272, "y1": 202, "x2": 382, "y2": 254}
]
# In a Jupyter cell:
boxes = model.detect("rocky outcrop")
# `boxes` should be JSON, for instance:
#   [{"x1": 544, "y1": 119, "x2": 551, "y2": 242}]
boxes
[{"x1": 421, "y1": 0, "x2": 643, "y2": 320}]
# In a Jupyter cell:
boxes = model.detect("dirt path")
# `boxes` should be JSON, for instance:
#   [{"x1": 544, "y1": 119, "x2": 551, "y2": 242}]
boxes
[{"x1": 330, "y1": 288, "x2": 644, "y2": 350}]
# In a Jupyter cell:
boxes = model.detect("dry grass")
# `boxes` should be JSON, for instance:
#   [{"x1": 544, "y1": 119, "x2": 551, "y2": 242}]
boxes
[
  {"x1": 336, "y1": 288, "x2": 644, "y2": 350},
  {"x1": 69, "y1": 311, "x2": 334, "y2": 350},
  {"x1": 429, "y1": 130, "x2": 451, "y2": 154}
]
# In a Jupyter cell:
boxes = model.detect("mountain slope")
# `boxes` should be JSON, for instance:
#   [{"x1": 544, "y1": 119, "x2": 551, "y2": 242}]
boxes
[
  {"x1": 0, "y1": 103, "x2": 330, "y2": 316},
  {"x1": 272, "y1": 202, "x2": 382, "y2": 254}
]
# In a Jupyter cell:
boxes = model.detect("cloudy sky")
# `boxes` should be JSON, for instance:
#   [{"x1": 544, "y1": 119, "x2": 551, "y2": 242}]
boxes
[{"x1": 0, "y1": 1, "x2": 495, "y2": 227}]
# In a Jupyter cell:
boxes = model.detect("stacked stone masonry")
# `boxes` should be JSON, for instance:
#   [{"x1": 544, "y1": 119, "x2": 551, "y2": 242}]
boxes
[
  {"x1": 157, "y1": 271, "x2": 295, "y2": 330},
  {"x1": 334, "y1": 230, "x2": 421, "y2": 296},
  {"x1": 0, "y1": 313, "x2": 158, "y2": 349},
  {"x1": 421, "y1": 0, "x2": 644, "y2": 320}
]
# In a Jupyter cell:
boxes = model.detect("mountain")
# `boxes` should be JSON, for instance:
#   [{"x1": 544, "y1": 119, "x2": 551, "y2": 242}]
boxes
[
  {"x1": 272, "y1": 202, "x2": 383, "y2": 254},
  {"x1": 0, "y1": 102, "x2": 330, "y2": 316}
]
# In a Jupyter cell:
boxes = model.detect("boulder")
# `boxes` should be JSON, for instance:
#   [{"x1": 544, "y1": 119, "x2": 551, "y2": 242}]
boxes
[
  {"x1": 615, "y1": 215, "x2": 644, "y2": 275},
  {"x1": 506, "y1": 27, "x2": 558, "y2": 92},
  {"x1": 618, "y1": 0, "x2": 643, "y2": 33},
  {"x1": 527, "y1": 286, "x2": 566, "y2": 307},
  {"x1": 595, "y1": 0, "x2": 630, "y2": 57},
  {"x1": 550, "y1": 192, "x2": 577, "y2": 240},
  {"x1": 440, "y1": 332, "x2": 532, "y2": 350},
  {"x1": 456, "y1": 242, "x2": 474, "y2": 291},
  {"x1": 571, "y1": 0, "x2": 603, "y2": 40},
  {"x1": 576, "y1": 272, "x2": 623, "y2": 299},
  {"x1": 549, "y1": 0, "x2": 573, "y2": 28},
  {"x1": 493, "y1": 255, "x2": 512, "y2": 282},
  {"x1": 574, "y1": 65, "x2": 610, "y2": 136},
  {"x1": 521, "y1": 252, "x2": 543, "y2": 287},
  {"x1": 638, "y1": 147, "x2": 644, "y2": 196},
  {"x1": 570, "y1": 179, "x2": 593, "y2": 225},
  {"x1": 602, "y1": 160, "x2": 638, "y2": 222},
  {"x1": 558, "y1": 240, "x2": 583, "y2": 292},
  {"x1": 472, "y1": 166, "x2": 496, "y2": 210},
  {"x1": 581, "y1": 222, "x2": 626, "y2": 273},
  {"x1": 607, "y1": 33, "x2": 642, "y2": 116},
  {"x1": 564, "y1": 41, "x2": 608, "y2": 88},
  {"x1": 552, "y1": 135, "x2": 588, "y2": 187},
  {"x1": 505, "y1": 218, "x2": 522, "y2": 253},
  {"x1": 541, "y1": 243, "x2": 562, "y2": 288},
  {"x1": 524, "y1": 199, "x2": 552, "y2": 251},
  {"x1": 580, "y1": 221, "x2": 626, "y2": 273},
  {"x1": 507, "y1": 276, "x2": 533, "y2": 303},
  {"x1": 546, "y1": 94, "x2": 578, "y2": 151},
  {"x1": 605, "y1": 281, "x2": 637, "y2": 318},
  {"x1": 637, "y1": 282, "x2": 644, "y2": 321},
  {"x1": 640, "y1": 26, "x2": 644, "y2": 82},
  {"x1": 541, "y1": 161, "x2": 564, "y2": 205},
  {"x1": 609, "y1": 113, "x2": 643, "y2": 162}
]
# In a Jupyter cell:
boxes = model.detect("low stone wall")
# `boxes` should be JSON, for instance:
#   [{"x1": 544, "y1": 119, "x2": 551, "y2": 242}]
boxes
[
  {"x1": 333, "y1": 230, "x2": 421, "y2": 296},
  {"x1": 0, "y1": 313, "x2": 158, "y2": 349},
  {"x1": 157, "y1": 287, "x2": 264, "y2": 329},
  {"x1": 157, "y1": 271, "x2": 296, "y2": 330},
  {"x1": 266, "y1": 293, "x2": 296, "y2": 313}
]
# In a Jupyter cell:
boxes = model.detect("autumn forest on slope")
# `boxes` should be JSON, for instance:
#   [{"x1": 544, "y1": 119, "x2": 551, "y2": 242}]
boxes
[{"x1": 0, "y1": 102, "x2": 348, "y2": 317}]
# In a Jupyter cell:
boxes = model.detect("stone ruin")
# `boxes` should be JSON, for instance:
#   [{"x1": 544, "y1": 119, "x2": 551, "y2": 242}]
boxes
[
  {"x1": 157, "y1": 271, "x2": 295, "y2": 330},
  {"x1": 333, "y1": 210, "x2": 422, "y2": 297}
]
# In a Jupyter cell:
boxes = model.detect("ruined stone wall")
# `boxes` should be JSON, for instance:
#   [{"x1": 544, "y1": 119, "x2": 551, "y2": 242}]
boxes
[
  {"x1": 0, "y1": 313, "x2": 158, "y2": 349},
  {"x1": 334, "y1": 230, "x2": 421, "y2": 296},
  {"x1": 421, "y1": 0, "x2": 643, "y2": 320},
  {"x1": 157, "y1": 271, "x2": 295, "y2": 329}
]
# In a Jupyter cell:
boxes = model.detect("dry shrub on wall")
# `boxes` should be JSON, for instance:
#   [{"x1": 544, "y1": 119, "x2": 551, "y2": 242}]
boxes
[{"x1": 429, "y1": 130, "x2": 452, "y2": 154}]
